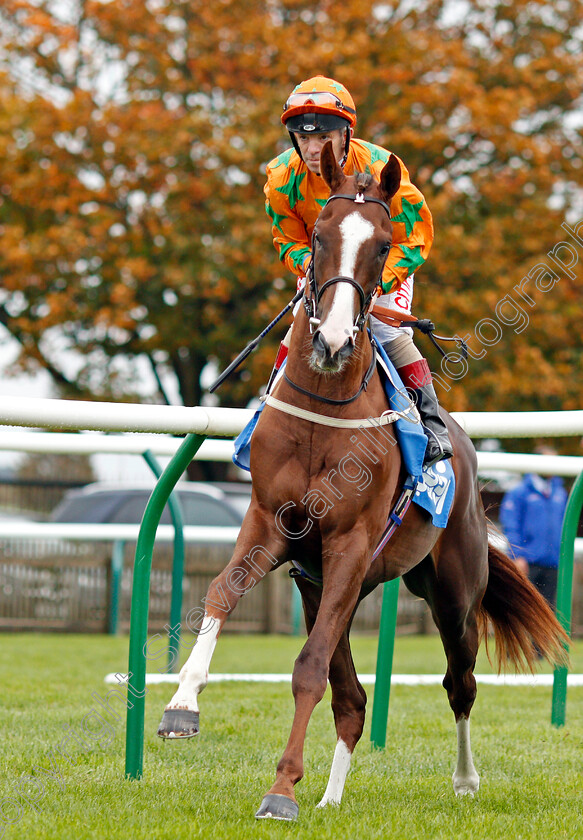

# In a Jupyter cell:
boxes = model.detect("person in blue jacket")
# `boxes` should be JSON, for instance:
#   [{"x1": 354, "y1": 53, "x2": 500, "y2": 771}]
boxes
[{"x1": 499, "y1": 446, "x2": 568, "y2": 608}]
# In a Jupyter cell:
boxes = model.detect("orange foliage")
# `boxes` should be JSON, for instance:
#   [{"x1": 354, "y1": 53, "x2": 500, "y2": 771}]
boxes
[{"x1": 0, "y1": 0, "x2": 581, "y2": 417}]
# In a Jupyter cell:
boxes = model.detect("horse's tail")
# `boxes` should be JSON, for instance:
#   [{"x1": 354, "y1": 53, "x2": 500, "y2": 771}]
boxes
[{"x1": 478, "y1": 541, "x2": 569, "y2": 673}]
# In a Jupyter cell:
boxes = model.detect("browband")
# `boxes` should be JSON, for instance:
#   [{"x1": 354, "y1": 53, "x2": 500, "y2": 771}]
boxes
[{"x1": 324, "y1": 193, "x2": 392, "y2": 219}]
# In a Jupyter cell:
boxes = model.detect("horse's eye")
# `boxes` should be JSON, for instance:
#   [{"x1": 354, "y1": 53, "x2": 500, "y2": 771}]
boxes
[{"x1": 380, "y1": 243, "x2": 391, "y2": 256}]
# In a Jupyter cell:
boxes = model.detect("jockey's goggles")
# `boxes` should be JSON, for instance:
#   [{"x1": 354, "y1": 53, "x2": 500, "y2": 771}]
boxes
[{"x1": 283, "y1": 91, "x2": 356, "y2": 116}]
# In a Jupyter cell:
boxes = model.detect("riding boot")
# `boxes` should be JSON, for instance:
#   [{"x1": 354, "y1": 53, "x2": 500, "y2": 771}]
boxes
[
  {"x1": 395, "y1": 358, "x2": 453, "y2": 467},
  {"x1": 265, "y1": 342, "x2": 288, "y2": 394}
]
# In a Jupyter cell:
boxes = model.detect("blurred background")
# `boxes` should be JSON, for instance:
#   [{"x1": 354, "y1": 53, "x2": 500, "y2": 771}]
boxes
[{"x1": 0, "y1": 0, "x2": 581, "y2": 638}]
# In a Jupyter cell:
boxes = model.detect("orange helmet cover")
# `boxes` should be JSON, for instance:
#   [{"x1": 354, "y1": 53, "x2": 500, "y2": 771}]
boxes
[{"x1": 282, "y1": 76, "x2": 357, "y2": 128}]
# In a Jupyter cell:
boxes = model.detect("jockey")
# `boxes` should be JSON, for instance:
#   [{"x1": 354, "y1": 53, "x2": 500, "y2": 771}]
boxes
[{"x1": 264, "y1": 75, "x2": 452, "y2": 466}]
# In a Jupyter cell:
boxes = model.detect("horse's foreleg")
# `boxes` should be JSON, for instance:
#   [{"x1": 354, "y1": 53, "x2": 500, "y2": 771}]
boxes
[
  {"x1": 157, "y1": 512, "x2": 284, "y2": 739},
  {"x1": 156, "y1": 611, "x2": 220, "y2": 738},
  {"x1": 290, "y1": 579, "x2": 366, "y2": 809},
  {"x1": 256, "y1": 535, "x2": 368, "y2": 821},
  {"x1": 317, "y1": 627, "x2": 366, "y2": 808}
]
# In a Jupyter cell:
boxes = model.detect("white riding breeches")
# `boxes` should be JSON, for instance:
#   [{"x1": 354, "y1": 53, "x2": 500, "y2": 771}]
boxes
[{"x1": 369, "y1": 275, "x2": 415, "y2": 343}]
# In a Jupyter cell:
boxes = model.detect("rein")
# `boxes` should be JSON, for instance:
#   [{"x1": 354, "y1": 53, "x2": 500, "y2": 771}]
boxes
[{"x1": 370, "y1": 304, "x2": 468, "y2": 361}]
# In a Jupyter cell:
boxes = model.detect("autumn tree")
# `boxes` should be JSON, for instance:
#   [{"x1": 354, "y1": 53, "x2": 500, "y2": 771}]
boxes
[{"x1": 0, "y1": 0, "x2": 581, "y2": 423}]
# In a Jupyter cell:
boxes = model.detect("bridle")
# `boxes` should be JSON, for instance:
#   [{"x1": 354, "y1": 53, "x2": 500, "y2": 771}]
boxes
[
  {"x1": 303, "y1": 191, "x2": 393, "y2": 335},
  {"x1": 284, "y1": 190, "x2": 393, "y2": 406}
]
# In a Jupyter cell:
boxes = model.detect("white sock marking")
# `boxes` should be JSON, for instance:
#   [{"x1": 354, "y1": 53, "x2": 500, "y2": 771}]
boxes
[
  {"x1": 452, "y1": 716, "x2": 480, "y2": 796},
  {"x1": 165, "y1": 614, "x2": 220, "y2": 713},
  {"x1": 316, "y1": 738, "x2": 352, "y2": 807}
]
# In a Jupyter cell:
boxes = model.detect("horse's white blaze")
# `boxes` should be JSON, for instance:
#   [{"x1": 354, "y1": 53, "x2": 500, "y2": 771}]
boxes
[
  {"x1": 452, "y1": 716, "x2": 480, "y2": 796},
  {"x1": 316, "y1": 738, "x2": 352, "y2": 808},
  {"x1": 165, "y1": 614, "x2": 220, "y2": 713},
  {"x1": 318, "y1": 211, "x2": 374, "y2": 356}
]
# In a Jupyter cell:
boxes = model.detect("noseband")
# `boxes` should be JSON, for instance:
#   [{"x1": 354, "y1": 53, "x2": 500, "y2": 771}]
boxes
[{"x1": 303, "y1": 192, "x2": 393, "y2": 334}]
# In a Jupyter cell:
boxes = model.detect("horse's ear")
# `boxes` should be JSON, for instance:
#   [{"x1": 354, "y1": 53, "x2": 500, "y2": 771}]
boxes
[
  {"x1": 320, "y1": 140, "x2": 346, "y2": 193},
  {"x1": 380, "y1": 154, "x2": 401, "y2": 203}
]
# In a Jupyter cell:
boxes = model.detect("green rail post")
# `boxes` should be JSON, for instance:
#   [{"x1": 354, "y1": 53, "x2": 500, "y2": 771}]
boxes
[
  {"x1": 125, "y1": 433, "x2": 205, "y2": 780},
  {"x1": 108, "y1": 541, "x2": 125, "y2": 635},
  {"x1": 551, "y1": 470, "x2": 583, "y2": 727},
  {"x1": 291, "y1": 582, "x2": 302, "y2": 636},
  {"x1": 370, "y1": 577, "x2": 400, "y2": 749},
  {"x1": 142, "y1": 449, "x2": 185, "y2": 673}
]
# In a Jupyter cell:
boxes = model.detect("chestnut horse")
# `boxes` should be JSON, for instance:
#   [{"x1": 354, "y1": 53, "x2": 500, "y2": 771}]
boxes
[{"x1": 157, "y1": 142, "x2": 566, "y2": 821}]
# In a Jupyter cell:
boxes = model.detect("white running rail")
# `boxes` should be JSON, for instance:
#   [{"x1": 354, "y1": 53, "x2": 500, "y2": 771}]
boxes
[{"x1": 0, "y1": 396, "x2": 582, "y2": 438}]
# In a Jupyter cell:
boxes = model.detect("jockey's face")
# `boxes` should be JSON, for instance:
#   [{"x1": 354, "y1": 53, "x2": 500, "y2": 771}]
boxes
[{"x1": 296, "y1": 129, "x2": 347, "y2": 174}]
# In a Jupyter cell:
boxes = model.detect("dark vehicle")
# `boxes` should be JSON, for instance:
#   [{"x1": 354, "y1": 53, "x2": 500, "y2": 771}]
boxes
[
  {"x1": 0, "y1": 483, "x2": 254, "y2": 634},
  {"x1": 50, "y1": 481, "x2": 251, "y2": 527}
]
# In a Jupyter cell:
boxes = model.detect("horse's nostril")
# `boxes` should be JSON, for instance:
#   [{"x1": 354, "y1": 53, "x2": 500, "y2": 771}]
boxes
[
  {"x1": 312, "y1": 330, "x2": 330, "y2": 357},
  {"x1": 339, "y1": 336, "x2": 354, "y2": 358}
]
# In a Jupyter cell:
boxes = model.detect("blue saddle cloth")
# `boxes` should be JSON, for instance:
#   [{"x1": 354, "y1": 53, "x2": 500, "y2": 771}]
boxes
[
  {"x1": 374, "y1": 338, "x2": 455, "y2": 528},
  {"x1": 233, "y1": 337, "x2": 454, "y2": 528}
]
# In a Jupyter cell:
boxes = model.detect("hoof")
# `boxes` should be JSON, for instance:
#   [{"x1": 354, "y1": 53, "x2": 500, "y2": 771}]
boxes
[
  {"x1": 255, "y1": 794, "x2": 299, "y2": 821},
  {"x1": 453, "y1": 774, "x2": 480, "y2": 797},
  {"x1": 454, "y1": 783, "x2": 479, "y2": 797},
  {"x1": 157, "y1": 709, "x2": 199, "y2": 739}
]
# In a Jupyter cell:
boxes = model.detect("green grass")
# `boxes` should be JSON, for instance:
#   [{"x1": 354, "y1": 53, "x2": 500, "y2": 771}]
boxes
[{"x1": 0, "y1": 633, "x2": 582, "y2": 840}]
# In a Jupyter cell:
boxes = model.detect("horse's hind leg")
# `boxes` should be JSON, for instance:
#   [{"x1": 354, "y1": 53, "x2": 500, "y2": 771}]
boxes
[
  {"x1": 157, "y1": 509, "x2": 285, "y2": 739},
  {"x1": 404, "y1": 546, "x2": 485, "y2": 796},
  {"x1": 441, "y1": 611, "x2": 481, "y2": 796}
]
